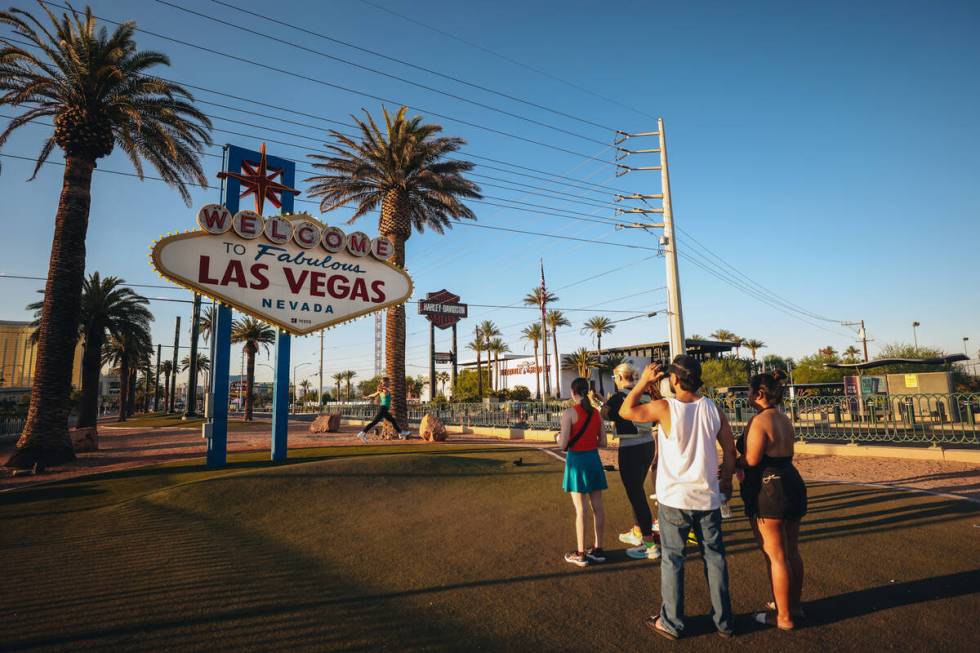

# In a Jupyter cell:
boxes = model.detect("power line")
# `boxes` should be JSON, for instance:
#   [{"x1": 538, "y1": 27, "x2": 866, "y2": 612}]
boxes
[
  {"x1": 163, "y1": 0, "x2": 617, "y2": 134},
  {"x1": 0, "y1": 152, "x2": 651, "y2": 251},
  {"x1": 3, "y1": 34, "x2": 633, "y2": 196},
  {"x1": 356, "y1": 0, "x2": 658, "y2": 121},
  {"x1": 43, "y1": 2, "x2": 619, "y2": 164}
]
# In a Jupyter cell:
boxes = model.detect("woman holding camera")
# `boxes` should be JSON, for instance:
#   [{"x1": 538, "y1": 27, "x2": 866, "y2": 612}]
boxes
[{"x1": 560, "y1": 377, "x2": 608, "y2": 567}]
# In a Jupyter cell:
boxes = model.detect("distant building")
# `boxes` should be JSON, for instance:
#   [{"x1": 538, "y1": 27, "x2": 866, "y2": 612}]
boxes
[
  {"x1": 0, "y1": 320, "x2": 83, "y2": 390},
  {"x1": 463, "y1": 338, "x2": 736, "y2": 398}
]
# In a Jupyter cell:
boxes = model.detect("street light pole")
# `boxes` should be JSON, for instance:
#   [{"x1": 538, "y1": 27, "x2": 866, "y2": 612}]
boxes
[
  {"x1": 912, "y1": 321, "x2": 921, "y2": 349},
  {"x1": 293, "y1": 361, "x2": 311, "y2": 411},
  {"x1": 318, "y1": 330, "x2": 324, "y2": 413},
  {"x1": 964, "y1": 337, "x2": 970, "y2": 356}
]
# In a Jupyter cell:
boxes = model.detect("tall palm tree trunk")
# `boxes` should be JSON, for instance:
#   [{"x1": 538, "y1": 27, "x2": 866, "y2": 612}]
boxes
[
  {"x1": 117, "y1": 358, "x2": 130, "y2": 423},
  {"x1": 596, "y1": 334, "x2": 605, "y2": 395},
  {"x1": 476, "y1": 349, "x2": 483, "y2": 397},
  {"x1": 380, "y1": 191, "x2": 410, "y2": 428},
  {"x1": 7, "y1": 158, "x2": 95, "y2": 466},
  {"x1": 77, "y1": 326, "x2": 104, "y2": 428},
  {"x1": 244, "y1": 349, "x2": 256, "y2": 421},
  {"x1": 551, "y1": 329, "x2": 561, "y2": 398},
  {"x1": 126, "y1": 368, "x2": 138, "y2": 417}
]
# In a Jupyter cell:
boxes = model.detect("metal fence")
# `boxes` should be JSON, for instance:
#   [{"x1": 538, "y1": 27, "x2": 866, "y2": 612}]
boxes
[
  {"x1": 325, "y1": 392, "x2": 980, "y2": 447},
  {"x1": 0, "y1": 416, "x2": 25, "y2": 439}
]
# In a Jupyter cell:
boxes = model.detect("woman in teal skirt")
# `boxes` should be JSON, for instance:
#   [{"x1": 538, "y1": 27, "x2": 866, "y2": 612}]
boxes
[{"x1": 560, "y1": 377, "x2": 608, "y2": 567}]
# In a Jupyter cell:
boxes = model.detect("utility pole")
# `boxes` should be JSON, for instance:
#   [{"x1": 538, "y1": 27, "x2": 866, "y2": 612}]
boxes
[
  {"x1": 614, "y1": 118, "x2": 686, "y2": 360},
  {"x1": 539, "y1": 259, "x2": 552, "y2": 398},
  {"x1": 842, "y1": 319, "x2": 871, "y2": 361},
  {"x1": 153, "y1": 343, "x2": 162, "y2": 411},
  {"x1": 185, "y1": 293, "x2": 201, "y2": 418},
  {"x1": 169, "y1": 316, "x2": 180, "y2": 413}
]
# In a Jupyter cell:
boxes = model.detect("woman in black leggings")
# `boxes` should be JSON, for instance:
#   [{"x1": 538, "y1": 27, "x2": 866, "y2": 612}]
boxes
[{"x1": 599, "y1": 363, "x2": 660, "y2": 560}]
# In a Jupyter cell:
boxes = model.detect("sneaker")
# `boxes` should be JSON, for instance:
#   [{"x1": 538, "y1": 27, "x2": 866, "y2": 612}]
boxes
[
  {"x1": 356, "y1": 431, "x2": 368, "y2": 443},
  {"x1": 626, "y1": 541, "x2": 661, "y2": 560},
  {"x1": 586, "y1": 547, "x2": 606, "y2": 563},
  {"x1": 564, "y1": 551, "x2": 589, "y2": 567},
  {"x1": 720, "y1": 501, "x2": 733, "y2": 519},
  {"x1": 618, "y1": 526, "x2": 643, "y2": 546}
]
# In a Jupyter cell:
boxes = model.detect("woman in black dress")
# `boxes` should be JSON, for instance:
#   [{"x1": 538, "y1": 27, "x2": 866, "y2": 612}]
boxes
[{"x1": 738, "y1": 370, "x2": 807, "y2": 630}]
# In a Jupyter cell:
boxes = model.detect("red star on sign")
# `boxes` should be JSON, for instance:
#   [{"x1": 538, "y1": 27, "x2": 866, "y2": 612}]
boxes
[{"x1": 216, "y1": 143, "x2": 300, "y2": 214}]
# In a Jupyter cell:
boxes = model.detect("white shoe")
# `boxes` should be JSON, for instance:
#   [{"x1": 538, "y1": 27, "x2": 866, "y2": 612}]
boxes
[
  {"x1": 618, "y1": 527, "x2": 643, "y2": 546},
  {"x1": 720, "y1": 501, "x2": 733, "y2": 519},
  {"x1": 356, "y1": 431, "x2": 368, "y2": 443},
  {"x1": 626, "y1": 542, "x2": 661, "y2": 560}
]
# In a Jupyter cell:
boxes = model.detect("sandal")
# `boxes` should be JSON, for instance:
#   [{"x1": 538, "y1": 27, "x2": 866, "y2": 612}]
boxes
[
  {"x1": 645, "y1": 615, "x2": 678, "y2": 640},
  {"x1": 753, "y1": 611, "x2": 794, "y2": 631},
  {"x1": 764, "y1": 601, "x2": 806, "y2": 619}
]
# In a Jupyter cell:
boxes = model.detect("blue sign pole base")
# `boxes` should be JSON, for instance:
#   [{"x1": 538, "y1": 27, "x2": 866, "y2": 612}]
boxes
[
  {"x1": 207, "y1": 304, "x2": 233, "y2": 469},
  {"x1": 271, "y1": 330, "x2": 291, "y2": 462}
]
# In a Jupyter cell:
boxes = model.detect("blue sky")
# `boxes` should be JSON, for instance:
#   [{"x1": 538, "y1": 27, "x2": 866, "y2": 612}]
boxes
[{"x1": 1, "y1": 0, "x2": 978, "y2": 388}]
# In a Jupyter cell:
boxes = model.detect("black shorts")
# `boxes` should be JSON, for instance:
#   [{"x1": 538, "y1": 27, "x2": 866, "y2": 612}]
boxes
[{"x1": 741, "y1": 464, "x2": 808, "y2": 521}]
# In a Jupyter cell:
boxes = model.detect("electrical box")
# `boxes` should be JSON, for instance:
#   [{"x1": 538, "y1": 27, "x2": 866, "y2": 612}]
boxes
[{"x1": 202, "y1": 422, "x2": 212, "y2": 441}]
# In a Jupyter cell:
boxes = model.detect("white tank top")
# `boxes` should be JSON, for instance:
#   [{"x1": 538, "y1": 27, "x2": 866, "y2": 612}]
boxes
[{"x1": 656, "y1": 397, "x2": 722, "y2": 511}]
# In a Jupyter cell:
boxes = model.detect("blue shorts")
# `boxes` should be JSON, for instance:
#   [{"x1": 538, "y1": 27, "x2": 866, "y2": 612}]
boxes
[{"x1": 563, "y1": 449, "x2": 608, "y2": 494}]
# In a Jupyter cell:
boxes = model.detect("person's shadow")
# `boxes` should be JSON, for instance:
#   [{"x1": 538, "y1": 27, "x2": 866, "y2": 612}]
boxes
[{"x1": 737, "y1": 569, "x2": 980, "y2": 632}]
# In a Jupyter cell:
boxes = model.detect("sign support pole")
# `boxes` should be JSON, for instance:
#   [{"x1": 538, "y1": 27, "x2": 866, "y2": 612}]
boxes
[
  {"x1": 271, "y1": 329, "x2": 290, "y2": 462},
  {"x1": 429, "y1": 322, "x2": 436, "y2": 402},
  {"x1": 451, "y1": 324, "x2": 458, "y2": 391},
  {"x1": 207, "y1": 303, "x2": 232, "y2": 468}
]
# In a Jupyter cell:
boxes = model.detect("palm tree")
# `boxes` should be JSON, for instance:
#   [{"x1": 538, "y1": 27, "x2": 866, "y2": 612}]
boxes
[
  {"x1": 102, "y1": 323, "x2": 152, "y2": 422},
  {"x1": 159, "y1": 360, "x2": 174, "y2": 413},
  {"x1": 710, "y1": 330, "x2": 739, "y2": 358},
  {"x1": 332, "y1": 372, "x2": 344, "y2": 402},
  {"x1": 562, "y1": 347, "x2": 598, "y2": 379},
  {"x1": 342, "y1": 370, "x2": 358, "y2": 400},
  {"x1": 436, "y1": 371, "x2": 450, "y2": 397},
  {"x1": 306, "y1": 106, "x2": 481, "y2": 431},
  {"x1": 299, "y1": 379, "x2": 312, "y2": 407},
  {"x1": 731, "y1": 336, "x2": 745, "y2": 358},
  {"x1": 231, "y1": 317, "x2": 276, "y2": 421},
  {"x1": 467, "y1": 328, "x2": 487, "y2": 397},
  {"x1": 744, "y1": 339, "x2": 766, "y2": 367},
  {"x1": 524, "y1": 288, "x2": 559, "y2": 397},
  {"x1": 26, "y1": 273, "x2": 152, "y2": 429},
  {"x1": 487, "y1": 337, "x2": 510, "y2": 392},
  {"x1": 521, "y1": 323, "x2": 544, "y2": 400},
  {"x1": 843, "y1": 345, "x2": 862, "y2": 363},
  {"x1": 476, "y1": 321, "x2": 500, "y2": 389},
  {"x1": 179, "y1": 352, "x2": 209, "y2": 413},
  {"x1": 0, "y1": 5, "x2": 212, "y2": 467},
  {"x1": 546, "y1": 310, "x2": 571, "y2": 397},
  {"x1": 582, "y1": 316, "x2": 616, "y2": 394}
]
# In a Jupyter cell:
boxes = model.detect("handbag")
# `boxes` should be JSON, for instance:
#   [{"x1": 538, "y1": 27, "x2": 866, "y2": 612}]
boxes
[{"x1": 562, "y1": 408, "x2": 595, "y2": 452}]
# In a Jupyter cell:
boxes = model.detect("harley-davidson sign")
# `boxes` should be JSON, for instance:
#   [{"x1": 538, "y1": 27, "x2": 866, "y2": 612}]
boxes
[
  {"x1": 418, "y1": 289, "x2": 467, "y2": 329},
  {"x1": 151, "y1": 204, "x2": 413, "y2": 335}
]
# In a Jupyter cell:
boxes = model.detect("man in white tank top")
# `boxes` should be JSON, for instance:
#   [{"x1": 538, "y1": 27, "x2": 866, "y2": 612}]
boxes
[{"x1": 620, "y1": 355, "x2": 737, "y2": 640}]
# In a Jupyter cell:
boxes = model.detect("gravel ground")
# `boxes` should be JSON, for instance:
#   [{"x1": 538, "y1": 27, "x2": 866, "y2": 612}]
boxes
[{"x1": 2, "y1": 423, "x2": 978, "y2": 502}]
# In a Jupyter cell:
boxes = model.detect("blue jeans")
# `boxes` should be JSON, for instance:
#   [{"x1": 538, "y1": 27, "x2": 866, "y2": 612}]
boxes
[{"x1": 657, "y1": 504, "x2": 734, "y2": 636}]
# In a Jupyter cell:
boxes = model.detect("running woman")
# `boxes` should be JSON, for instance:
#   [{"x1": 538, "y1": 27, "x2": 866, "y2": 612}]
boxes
[{"x1": 357, "y1": 377, "x2": 410, "y2": 442}]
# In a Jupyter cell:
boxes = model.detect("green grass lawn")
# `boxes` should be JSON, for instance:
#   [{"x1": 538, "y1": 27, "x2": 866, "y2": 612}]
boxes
[{"x1": 1, "y1": 445, "x2": 978, "y2": 652}]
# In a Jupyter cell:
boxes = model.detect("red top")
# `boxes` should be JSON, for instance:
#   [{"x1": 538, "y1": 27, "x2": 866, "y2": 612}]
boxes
[{"x1": 569, "y1": 404, "x2": 602, "y2": 451}]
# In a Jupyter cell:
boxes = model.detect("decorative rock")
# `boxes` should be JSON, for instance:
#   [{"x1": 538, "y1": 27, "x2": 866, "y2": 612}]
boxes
[
  {"x1": 419, "y1": 414, "x2": 448, "y2": 442},
  {"x1": 309, "y1": 414, "x2": 341, "y2": 433},
  {"x1": 70, "y1": 426, "x2": 98, "y2": 452}
]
